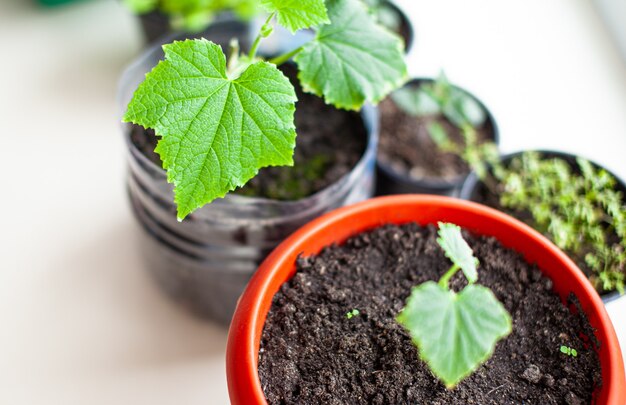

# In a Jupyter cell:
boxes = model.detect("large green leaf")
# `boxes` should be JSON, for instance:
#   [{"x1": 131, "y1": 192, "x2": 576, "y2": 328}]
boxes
[
  {"x1": 294, "y1": 0, "x2": 407, "y2": 110},
  {"x1": 397, "y1": 282, "x2": 512, "y2": 388},
  {"x1": 123, "y1": 39, "x2": 297, "y2": 220},
  {"x1": 437, "y1": 222, "x2": 479, "y2": 283},
  {"x1": 260, "y1": 0, "x2": 329, "y2": 33}
]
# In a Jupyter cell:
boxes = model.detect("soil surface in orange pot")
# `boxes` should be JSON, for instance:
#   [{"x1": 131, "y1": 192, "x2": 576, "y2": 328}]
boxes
[{"x1": 258, "y1": 223, "x2": 601, "y2": 404}]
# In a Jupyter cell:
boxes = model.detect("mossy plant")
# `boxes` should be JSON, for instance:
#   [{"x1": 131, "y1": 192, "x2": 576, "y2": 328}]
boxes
[{"x1": 495, "y1": 152, "x2": 626, "y2": 294}]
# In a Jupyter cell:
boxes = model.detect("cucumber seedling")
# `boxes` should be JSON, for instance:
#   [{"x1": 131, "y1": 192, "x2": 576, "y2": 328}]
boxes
[
  {"x1": 391, "y1": 72, "x2": 500, "y2": 181},
  {"x1": 397, "y1": 222, "x2": 512, "y2": 388},
  {"x1": 124, "y1": 0, "x2": 408, "y2": 220}
]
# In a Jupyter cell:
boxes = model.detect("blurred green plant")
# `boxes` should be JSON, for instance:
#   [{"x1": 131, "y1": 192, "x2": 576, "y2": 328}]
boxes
[
  {"x1": 123, "y1": 0, "x2": 260, "y2": 32},
  {"x1": 560, "y1": 345, "x2": 578, "y2": 357},
  {"x1": 391, "y1": 72, "x2": 500, "y2": 181}
]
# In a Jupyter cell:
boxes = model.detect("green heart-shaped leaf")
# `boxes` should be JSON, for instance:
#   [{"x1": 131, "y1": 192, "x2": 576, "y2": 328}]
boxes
[{"x1": 397, "y1": 282, "x2": 512, "y2": 388}]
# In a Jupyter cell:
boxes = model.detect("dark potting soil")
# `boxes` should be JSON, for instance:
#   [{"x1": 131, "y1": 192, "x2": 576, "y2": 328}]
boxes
[
  {"x1": 377, "y1": 97, "x2": 495, "y2": 182},
  {"x1": 129, "y1": 66, "x2": 366, "y2": 201},
  {"x1": 258, "y1": 223, "x2": 601, "y2": 405}
]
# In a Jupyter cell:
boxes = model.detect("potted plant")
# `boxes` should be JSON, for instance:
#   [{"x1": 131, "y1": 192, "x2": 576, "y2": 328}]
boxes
[
  {"x1": 122, "y1": 0, "x2": 261, "y2": 43},
  {"x1": 120, "y1": 0, "x2": 408, "y2": 323},
  {"x1": 226, "y1": 195, "x2": 625, "y2": 404},
  {"x1": 376, "y1": 72, "x2": 500, "y2": 196},
  {"x1": 122, "y1": 0, "x2": 415, "y2": 50},
  {"x1": 460, "y1": 150, "x2": 626, "y2": 302}
]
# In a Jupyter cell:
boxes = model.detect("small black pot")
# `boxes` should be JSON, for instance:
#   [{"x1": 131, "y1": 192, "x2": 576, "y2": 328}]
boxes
[
  {"x1": 118, "y1": 19, "x2": 379, "y2": 324},
  {"x1": 459, "y1": 150, "x2": 626, "y2": 303},
  {"x1": 376, "y1": 78, "x2": 500, "y2": 197},
  {"x1": 136, "y1": 10, "x2": 244, "y2": 44},
  {"x1": 138, "y1": 11, "x2": 170, "y2": 44},
  {"x1": 380, "y1": 1, "x2": 414, "y2": 54}
]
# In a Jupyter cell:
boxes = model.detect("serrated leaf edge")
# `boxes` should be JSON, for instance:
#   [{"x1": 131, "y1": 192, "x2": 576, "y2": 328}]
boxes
[
  {"x1": 294, "y1": 0, "x2": 408, "y2": 110},
  {"x1": 260, "y1": 0, "x2": 330, "y2": 34},
  {"x1": 122, "y1": 41, "x2": 297, "y2": 220},
  {"x1": 172, "y1": 60, "x2": 297, "y2": 220}
]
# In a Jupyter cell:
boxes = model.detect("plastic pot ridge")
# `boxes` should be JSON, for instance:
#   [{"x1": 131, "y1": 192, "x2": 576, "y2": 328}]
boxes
[{"x1": 226, "y1": 195, "x2": 625, "y2": 405}]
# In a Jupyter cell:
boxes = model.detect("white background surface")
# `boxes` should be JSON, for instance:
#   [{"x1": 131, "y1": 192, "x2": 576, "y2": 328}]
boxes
[{"x1": 0, "y1": 0, "x2": 624, "y2": 404}]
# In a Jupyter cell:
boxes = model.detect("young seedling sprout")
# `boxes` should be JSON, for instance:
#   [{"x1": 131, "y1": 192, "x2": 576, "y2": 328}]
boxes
[
  {"x1": 346, "y1": 309, "x2": 360, "y2": 319},
  {"x1": 390, "y1": 72, "x2": 501, "y2": 181},
  {"x1": 124, "y1": 0, "x2": 407, "y2": 220},
  {"x1": 560, "y1": 345, "x2": 578, "y2": 357},
  {"x1": 397, "y1": 222, "x2": 512, "y2": 388}
]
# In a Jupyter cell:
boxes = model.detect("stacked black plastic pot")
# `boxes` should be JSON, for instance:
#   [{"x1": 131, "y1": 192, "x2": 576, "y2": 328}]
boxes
[{"x1": 119, "y1": 20, "x2": 379, "y2": 324}]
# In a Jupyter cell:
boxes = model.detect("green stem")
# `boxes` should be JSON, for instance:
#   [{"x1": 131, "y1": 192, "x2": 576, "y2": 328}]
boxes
[
  {"x1": 226, "y1": 38, "x2": 240, "y2": 76},
  {"x1": 269, "y1": 46, "x2": 304, "y2": 66},
  {"x1": 248, "y1": 12, "x2": 275, "y2": 60},
  {"x1": 439, "y1": 264, "x2": 460, "y2": 289}
]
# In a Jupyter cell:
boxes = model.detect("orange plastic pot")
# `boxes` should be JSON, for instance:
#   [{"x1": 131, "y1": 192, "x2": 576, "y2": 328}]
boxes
[{"x1": 226, "y1": 195, "x2": 625, "y2": 404}]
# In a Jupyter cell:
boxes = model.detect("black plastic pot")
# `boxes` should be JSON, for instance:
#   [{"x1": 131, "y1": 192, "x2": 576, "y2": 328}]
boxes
[
  {"x1": 384, "y1": 0, "x2": 414, "y2": 54},
  {"x1": 137, "y1": 11, "x2": 247, "y2": 45},
  {"x1": 376, "y1": 78, "x2": 500, "y2": 197},
  {"x1": 460, "y1": 150, "x2": 626, "y2": 303},
  {"x1": 118, "y1": 19, "x2": 379, "y2": 324},
  {"x1": 138, "y1": 11, "x2": 170, "y2": 44}
]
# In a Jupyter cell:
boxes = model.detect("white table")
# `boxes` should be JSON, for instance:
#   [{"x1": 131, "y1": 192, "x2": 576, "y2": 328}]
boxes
[{"x1": 0, "y1": 0, "x2": 624, "y2": 403}]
